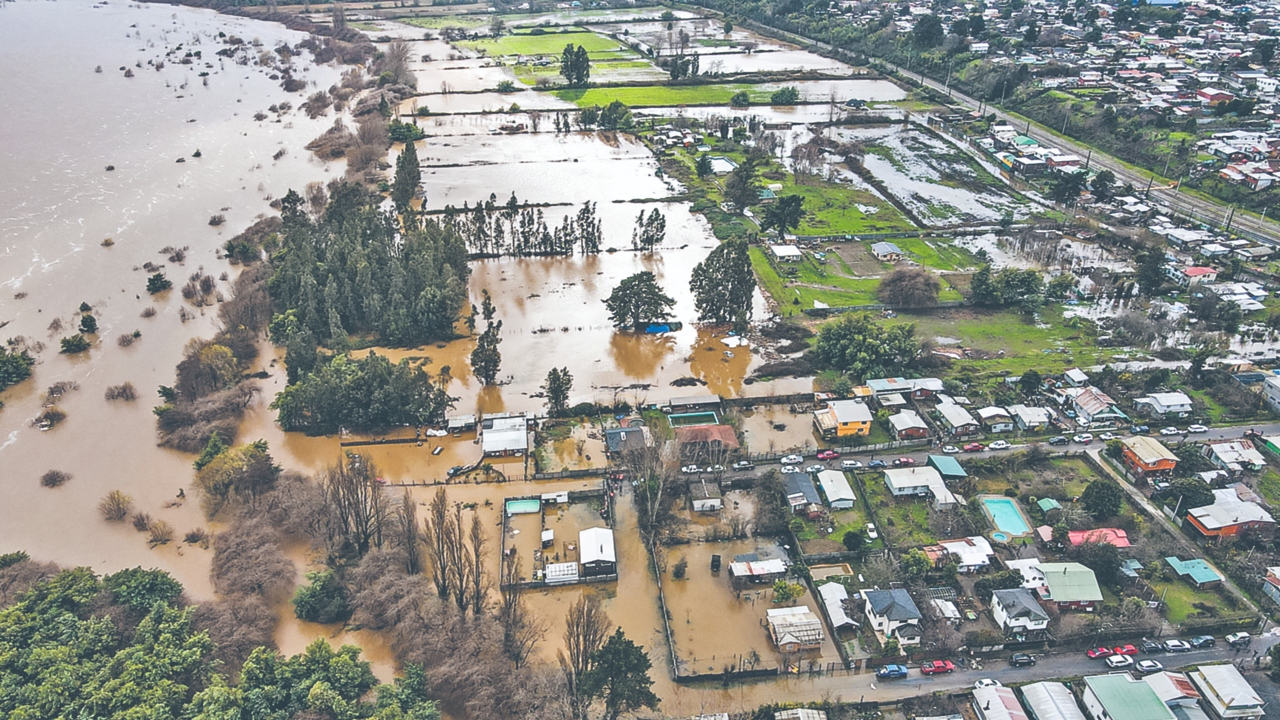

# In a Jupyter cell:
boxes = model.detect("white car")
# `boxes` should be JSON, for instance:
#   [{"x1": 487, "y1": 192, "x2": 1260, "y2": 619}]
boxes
[
  {"x1": 781, "y1": 454, "x2": 804, "y2": 465},
  {"x1": 1188, "y1": 424, "x2": 1209, "y2": 433},
  {"x1": 1160, "y1": 426, "x2": 1181, "y2": 436},
  {"x1": 805, "y1": 464, "x2": 825, "y2": 474},
  {"x1": 1099, "y1": 432, "x2": 1117, "y2": 441},
  {"x1": 988, "y1": 440, "x2": 1011, "y2": 450},
  {"x1": 707, "y1": 465, "x2": 725, "y2": 473},
  {"x1": 942, "y1": 445, "x2": 961, "y2": 454},
  {"x1": 782, "y1": 466, "x2": 800, "y2": 474},
  {"x1": 1073, "y1": 433, "x2": 1094, "y2": 444},
  {"x1": 973, "y1": 679, "x2": 1002, "y2": 689},
  {"x1": 864, "y1": 523, "x2": 879, "y2": 540},
  {"x1": 841, "y1": 459, "x2": 863, "y2": 470},
  {"x1": 681, "y1": 465, "x2": 701, "y2": 474},
  {"x1": 1135, "y1": 660, "x2": 1164, "y2": 674},
  {"x1": 1105, "y1": 655, "x2": 1134, "y2": 669}
]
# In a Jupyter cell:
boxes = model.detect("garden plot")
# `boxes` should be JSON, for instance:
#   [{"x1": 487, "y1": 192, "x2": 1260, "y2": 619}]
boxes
[{"x1": 835, "y1": 126, "x2": 1030, "y2": 226}]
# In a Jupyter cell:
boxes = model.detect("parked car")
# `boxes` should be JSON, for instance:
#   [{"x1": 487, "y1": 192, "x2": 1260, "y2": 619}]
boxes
[
  {"x1": 1073, "y1": 433, "x2": 1094, "y2": 444},
  {"x1": 707, "y1": 464, "x2": 725, "y2": 473},
  {"x1": 1112, "y1": 644, "x2": 1138, "y2": 655},
  {"x1": 817, "y1": 450, "x2": 840, "y2": 460},
  {"x1": 942, "y1": 445, "x2": 961, "y2": 454},
  {"x1": 681, "y1": 465, "x2": 702, "y2": 474},
  {"x1": 447, "y1": 465, "x2": 465, "y2": 477},
  {"x1": 841, "y1": 460, "x2": 863, "y2": 470},
  {"x1": 1086, "y1": 646, "x2": 1115, "y2": 659},
  {"x1": 1164, "y1": 639, "x2": 1192, "y2": 652},
  {"x1": 1048, "y1": 436, "x2": 1070, "y2": 445},
  {"x1": 974, "y1": 679, "x2": 1002, "y2": 689},
  {"x1": 963, "y1": 442, "x2": 985, "y2": 452},
  {"x1": 1132, "y1": 425, "x2": 1150, "y2": 434},
  {"x1": 1099, "y1": 432, "x2": 1117, "y2": 441},
  {"x1": 919, "y1": 660, "x2": 955, "y2": 675},
  {"x1": 1105, "y1": 655, "x2": 1134, "y2": 669},
  {"x1": 1226, "y1": 632, "x2": 1252, "y2": 648},
  {"x1": 805, "y1": 464, "x2": 825, "y2": 474},
  {"x1": 868, "y1": 459, "x2": 887, "y2": 469},
  {"x1": 1140, "y1": 639, "x2": 1163, "y2": 653},
  {"x1": 782, "y1": 466, "x2": 800, "y2": 473},
  {"x1": 1189, "y1": 635, "x2": 1216, "y2": 649},
  {"x1": 864, "y1": 523, "x2": 879, "y2": 540},
  {"x1": 1135, "y1": 660, "x2": 1164, "y2": 674},
  {"x1": 876, "y1": 664, "x2": 909, "y2": 679},
  {"x1": 781, "y1": 454, "x2": 804, "y2": 465},
  {"x1": 988, "y1": 440, "x2": 1011, "y2": 450},
  {"x1": 1188, "y1": 424, "x2": 1209, "y2": 433},
  {"x1": 1160, "y1": 426, "x2": 1181, "y2": 436},
  {"x1": 892, "y1": 457, "x2": 915, "y2": 467},
  {"x1": 732, "y1": 460, "x2": 755, "y2": 471},
  {"x1": 1009, "y1": 653, "x2": 1037, "y2": 667}
]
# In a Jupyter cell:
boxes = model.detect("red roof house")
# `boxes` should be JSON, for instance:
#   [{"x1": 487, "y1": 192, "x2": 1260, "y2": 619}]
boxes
[{"x1": 1068, "y1": 528, "x2": 1131, "y2": 548}]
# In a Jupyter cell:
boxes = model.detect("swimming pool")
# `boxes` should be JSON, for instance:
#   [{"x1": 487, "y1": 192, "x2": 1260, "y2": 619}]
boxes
[
  {"x1": 668, "y1": 411, "x2": 719, "y2": 427},
  {"x1": 505, "y1": 498, "x2": 541, "y2": 516},
  {"x1": 982, "y1": 497, "x2": 1032, "y2": 537}
]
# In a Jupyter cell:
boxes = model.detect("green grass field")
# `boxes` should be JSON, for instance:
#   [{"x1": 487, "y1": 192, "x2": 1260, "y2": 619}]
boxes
[
  {"x1": 400, "y1": 15, "x2": 488, "y2": 30},
  {"x1": 512, "y1": 59, "x2": 659, "y2": 85},
  {"x1": 749, "y1": 247, "x2": 882, "y2": 316},
  {"x1": 774, "y1": 175, "x2": 915, "y2": 236},
  {"x1": 552, "y1": 83, "x2": 775, "y2": 108},
  {"x1": 1148, "y1": 578, "x2": 1228, "y2": 623},
  {"x1": 894, "y1": 237, "x2": 979, "y2": 272},
  {"x1": 460, "y1": 30, "x2": 623, "y2": 57}
]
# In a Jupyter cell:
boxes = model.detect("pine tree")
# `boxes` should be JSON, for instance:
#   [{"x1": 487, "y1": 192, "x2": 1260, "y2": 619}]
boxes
[
  {"x1": 470, "y1": 320, "x2": 503, "y2": 385},
  {"x1": 391, "y1": 140, "x2": 421, "y2": 215}
]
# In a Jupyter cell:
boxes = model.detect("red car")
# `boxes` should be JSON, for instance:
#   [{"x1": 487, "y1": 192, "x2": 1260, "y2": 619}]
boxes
[
  {"x1": 963, "y1": 443, "x2": 985, "y2": 452},
  {"x1": 1112, "y1": 644, "x2": 1138, "y2": 656},
  {"x1": 920, "y1": 660, "x2": 955, "y2": 675},
  {"x1": 892, "y1": 457, "x2": 915, "y2": 467},
  {"x1": 817, "y1": 450, "x2": 840, "y2": 460},
  {"x1": 1087, "y1": 647, "x2": 1115, "y2": 659}
]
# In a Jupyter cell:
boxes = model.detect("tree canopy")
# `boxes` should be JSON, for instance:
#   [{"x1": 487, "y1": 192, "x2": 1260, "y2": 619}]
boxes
[
  {"x1": 759, "y1": 195, "x2": 804, "y2": 236},
  {"x1": 1081, "y1": 479, "x2": 1123, "y2": 519},
  {"x1": 560, "y1": 44, "x2": 591, "y2": 87},
  {"x1": 690, "y1": 239, "x2": 755, "y2": 327},
  {"x1": 578, "y1": 629, "x2": 659, "y2": 720},
  {"x1": 0, "y1": 344, "x2": 34, "y2": 392},
  {"x1": 811, "y1": 313, "x2": 922, "y2": 382},
  {"x1": 877, "y1": 268, "x2": 941, "y2": 307},
  {"x1": 603, "y1": 272, "x2": 676, "y2": 330}
]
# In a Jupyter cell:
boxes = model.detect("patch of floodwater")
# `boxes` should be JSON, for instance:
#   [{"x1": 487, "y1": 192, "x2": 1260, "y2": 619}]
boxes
[
  {"x1": 411, "y1": 88, "x2": 576, "y2": 114},
  {"x1": 953, "y1": 233, "x2": 1039, "y2": 270},
  {"x1": 697, "y1": 50, "x2": 858, "y2": 75},
  {"x1": 509, "y1": 7, "x2": 698, "y2": 27}
]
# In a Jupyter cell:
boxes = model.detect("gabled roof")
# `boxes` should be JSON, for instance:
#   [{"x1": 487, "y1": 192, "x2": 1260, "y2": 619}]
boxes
[
  {"x1": 1039, "y1": 562, "x2": 1103, "y2": 603},
  {"x1": 862, "y1": 588, "x2": 922, "y2": 621},
  {"x1": 1189, "y1": 664, "x2": 1263, "y2": 714},
  {"x1": 1083, "y1": 675, "x2": 1175, "y2": 720},
  {"x1": 993, "y1": 587, "x2": 1050, "y2": 622},
  {"x1": 816, "y1": 470, "x2": 856, "y2": 504},
  {"x1": 927, "y1": 454, "x2": 967, "y2": 478},
  {"x1": 888, "y1": 409, "x2": 928, "y2": 431},
  {"x1": 827, "y1": 399, "x2": 872, "y2": 424},
  {"x1": 1122, "y1": 435, "x2": 1179, "y2": 464},
  {"x1": 1068, "y1": 528, "x2": 1131, "y2": 547},
  {"x1": 972, "y1": 686, "x2": 1028, "y2": 720},
  {"x1": 1165, "y1": 556, "x2": 1222, "y2": 585},
  {"x1": 579, "y1": 527, "x2": 615, "y2": 564},
  {"x1": 1021, "y1": 682, "x2": 1088, "y2": 720},
  {"x1": 1188, "y1": 488, "x2": 1274, "y2": 530},
  {"x1": 783, "y1": 472, "x2": 821, "y2": 505},
  {"x1": 938, "y1": 402, "x2": 978, "y2": 428}
]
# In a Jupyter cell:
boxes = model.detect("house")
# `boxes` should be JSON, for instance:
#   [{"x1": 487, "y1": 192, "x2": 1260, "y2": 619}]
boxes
[
  {"x1": 977, "y1": 406, "x2": 1014, "y2": 433},
  {"x1": 770, "y1": 244, "x2": 803, "y2": 262},
  {"x1": 1142, "y1": 671, "x2": 1202, "y2": 711},
  {"x1": 1186, "y1": 487, "x2": 1275, "y2": 538},
  {"x1": 604, "y1": 426, "x2": 652, "y2": 455},
  {"x1": 888, "y1": 409, "x2": 930, "y2": 440},
  {"x1": 861, "y1": 588, "x2": 922, "y2": 646},
  {"x1": 579, "y1": 527, "x2": 616, "y2": 577},
  {"x1": 1038, "y1": 562, "x2": 1103, "y2": 610},
  {"x1": 816, "y1": 470, "x2": 856, "y2": 509},
  {"x1": 766, "y1": 606, "x2": 825, "y2": 653},
  {"x1": 1263, "y1": 567, "x2": 1280, "y2": 609},
  {"x1": 1121, "y1": 435, "x2": 1179, "y2": 478},
  {"x1": 1165, "y1": 556, "x2": 1222, "y2": 589},
  {"x1": 1068, "y1": 528, "x2": 1131, "y2": 548},
  {"x1": 867, "y1": 377, "x2": 944, "y2": 399},
  {"x1": 1020, "y1": 682, "x2": 1088, "y2": 720},
  {"x1": 482, "y1": 414, "x2": 529, "y2": 456},
  {"x1": 1188, "y1": 664, "x2": 1265, "y2": 720},
  {"x1": 674, "y1": 425, "x2": 740, "y2": 458},
  {"x1": 937, "y1": 402, "x2": 980, "y2": 436},
  {"x1": 812, "y1": 399, "x2": 872, "y2": 439},
  {"x1": 783, "y1": 472, "x2": 822, "y2": 516},
  {"x1": 668, "y1": 394, "x2": 722, "y2": 414},
  {"x1": 973, "y1": 685, "x2": 1030, "y2": 720},
  {"x1": 934, "y1": 536, "x2": 995, "y2": 572},
  {"x1": 1009, "y1": 404, "x2": 1051, "y2": 432},
  {"x1": 1063, "y1": 367, "x2": 1090, "y2": 387},
  {"x1": 1181, "y1": 266, "x2": 1219, "y2": 285},
  {"x1": 883, "y1": 467, "x2": 959, "y2": 509},
  {"x1": 1266, "y1": 376, "x2": 1280, "y2": 413},
  {"x1": 1063, "y1": 386, "x2": 1129, "y2": 428},
  {"x1": 1082, "y1": 674, "x2": 1176, "y2": 720},
  {"x1": 871, "y1": 241, "x2": 904, "y2": 261},
  {"x1": 1202, "y1": 439, "x2": 1266, "y2": 474},
  {"x1": 817, "y1": 582, "x2": 856, "y2": 629},
  {"x1": 1197, "y1": 87, "x2": 1235, "y2": 106},
  {"x1": 688, "y1": 478, "x2": 722, "y2": 512},
  {"x1": 774, "y1": 710, "x2": 827, "y2": 720},
  {"x1": 927, "y1": 454, "x2": 967, "y2": 482},
  {"x1": 991, "y1": 588, "x2": 1050, "y2": 634},
  {"x1": 1134, "y1": 392, "x2": 1194, "y2": 418},
  {"x1": 728, "y1": 556, "x2": 787, "y2": 588}
]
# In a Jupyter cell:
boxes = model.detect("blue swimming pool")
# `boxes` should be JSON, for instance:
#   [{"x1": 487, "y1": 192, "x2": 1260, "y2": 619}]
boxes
[{"x1": 982, "y1": 497, "x2": 1031, "y2": 536}]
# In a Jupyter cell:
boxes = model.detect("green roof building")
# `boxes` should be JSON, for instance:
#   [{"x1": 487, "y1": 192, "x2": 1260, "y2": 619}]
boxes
[
  {"x1": 926, "y1": 454, "x2": 967, "y2": 480},
  {"x1": 1037, "y1": 498, "x2": 1063, "y2": 514},
  {"x1": 1039, "y1": 562, "x2": 1103, "y2": 609},
  {"x1": 1081, "y1": 674, "x2": 1175, "y2": 720},
  {"x1": 1165, "y1": 556, "x2": 1223, "y2": 589}
]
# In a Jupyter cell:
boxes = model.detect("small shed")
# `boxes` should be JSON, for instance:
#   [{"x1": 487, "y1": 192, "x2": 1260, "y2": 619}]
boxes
[
  {"x1": 689, "y1": 478, "x2": 723, "y2": 512},
  {"x1": 770, "y1": 244, "x2": 803, "y2": 262},
  {"x1": 579, "y1": 527, "x2": 616, "y2": 577},
  {"x1": 927, "y1": 454, "x2": 967, "y2": 481},
  {"x1": 544, "y1": 562, "x2": 580, "y2": 585}
]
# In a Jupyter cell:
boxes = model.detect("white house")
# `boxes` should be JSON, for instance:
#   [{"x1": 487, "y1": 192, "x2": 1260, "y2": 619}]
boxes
[
  {"x1": 861, "y1": 588, "x2": 922, "y2": 646},
  {"x1": 883, "y1": 467, "x2": 959, "y2": 509},
  {"x1": 1203, "y1": 439, "x2": 1266, "y2": 473},
  {"x1": 1063, "y1": 367, "x2": 1090, "y2": 386},
  {"x1": 937, "y1": 536, "x2": 995, "y2": 573},
  {"x1": 1188, "y1": 664, "x2": 1265, "y2": 720},
  {"x1": 689, "y1": 478, "x2": 723, "y2": 512},
  {"x1": 816, "y1": 470, "x2": 856, "y2": 510},
  {"x1": 1135, "y1": 392, "x2": 1194, "y2": 418},
  {"x1": 1265, "y1": 376, "x2": 1280, "y2": 414},
  {"x1": 991, "y1": 588, "x2": 1050, "y2": 634},
  {"x1": 977, "y1": 406, "x2": 1014, "y2": 433},
  {"x1": 1008, "y1": 404, "x2": 1051, "y2": 431},
  {"x1": 937, "y1": 402, "x2": 980, "y2": 436}
]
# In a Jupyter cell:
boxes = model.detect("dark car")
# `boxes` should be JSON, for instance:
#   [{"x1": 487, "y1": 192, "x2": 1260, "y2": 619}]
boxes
[
  {"x1": 1189, "y1": 635, "x2": 1216, "y2": 649},
  {"x1": 876, "y1": 664, "x2": 909, "y2": 679},
  {"x1": 1140, "y1": 639, "x2": 1163, "y2": 654},
  {"x1": 1048, "y1": 436, "x2": 1070, "y2": 446},
  {"x1": 868, "y1": 459, "x2": 887, "y2": 469},
  {"x1": 447, "y1": 465, "x2": 465, "y2": 477},
  {"x1": 1131, "y1": 425, "x2": 1150, "y2": 434},
  {"x1": 1009, "y1": 653, "x2": 1036, "y2": 667}
]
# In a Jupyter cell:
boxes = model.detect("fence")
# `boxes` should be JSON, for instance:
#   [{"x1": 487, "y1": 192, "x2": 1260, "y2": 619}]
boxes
[
  {"x1": 531, "y1": 468, "x2": 609, "y2": 480},
  {"x1": 744, "y1": 438, "x2": 930, "y2": 464},
  {"x1": 804, "y1": 300, "x2": 967, "y2": 317}
]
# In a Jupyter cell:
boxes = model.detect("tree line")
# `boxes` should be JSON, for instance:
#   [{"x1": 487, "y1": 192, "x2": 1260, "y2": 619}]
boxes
[{"x1": 440, "y1": 195, "x2": 603, "y2": 257}]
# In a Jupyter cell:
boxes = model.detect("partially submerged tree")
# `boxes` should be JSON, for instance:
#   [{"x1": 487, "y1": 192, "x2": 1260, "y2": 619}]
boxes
[
  {"x1": 603, "y1": 272, "x2": 675, "y2": 330},
  {"x1": 690, "y1": 238, "x2": 755, "y2": 327}
]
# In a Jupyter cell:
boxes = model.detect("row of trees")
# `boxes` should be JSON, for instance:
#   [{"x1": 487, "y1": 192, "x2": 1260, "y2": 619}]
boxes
[
  {"x1": 269, "y1": 183, "x2": 471, "y2": 349},
  {"x1": 441, "y1": 196, "x2": 604, "y2": 257},
  {"x1": 560, "y1": 44, "x2": 591, "y2": 87},
  {"x1": 969, "y1": 264, "x2": 1046, "y2": 311},
  {"x1": 602, "y1": 239, "x2": 758, "y2": 331}
]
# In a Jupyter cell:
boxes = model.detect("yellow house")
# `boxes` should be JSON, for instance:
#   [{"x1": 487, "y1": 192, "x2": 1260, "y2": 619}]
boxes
[{"x1": 812, "y1": 400, "x2": 872, "y2": 439}]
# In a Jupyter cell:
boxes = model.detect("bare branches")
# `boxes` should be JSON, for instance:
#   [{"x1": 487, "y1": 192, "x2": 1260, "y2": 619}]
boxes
[
  {"x1": 322, "y1": 453, "x2": 390, "y2": 557},
  {"x1": 394, "y1": 490, "x2": 423, "y2": 575},
  {"x1": 499, "y1": 555, "x2": 547, "y2": 669},
  {"x1": 561, "y1": 593, "x2": 612, "y2": 720}
]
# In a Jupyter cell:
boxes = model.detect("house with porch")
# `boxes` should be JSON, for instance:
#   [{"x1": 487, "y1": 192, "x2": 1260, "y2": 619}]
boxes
[
  {"x1": 1120, "y1": 435, "x2": 1179, "y2": 478},
  {"x1": 991, "y1": 588, "x2": 1050, "y2": 634},
  {"x1": 1134, "y1": 392, "x2": 1194, "y2": 419},
  {"x1": 937, "y1": 402, "x2": 980, "y2": 436},
  {"x1": 1165, "y1": 556, "x2": 1222, "y2": 589},
  {"x1": 888, "y1": 409, "x2": 930, "y2": 440},
  {"x1": 812, "y1": 399, "x2": 872, "y2": 439},
  {"x1": 883, "y1": 467, "x2": 959, "y2": 509},
  {"x1": 977, "y1": 406, "x2": 1014, "y2": 433},
  {"x1": 1037, "y1": 562, "x2": 1103, "y2": 611}
]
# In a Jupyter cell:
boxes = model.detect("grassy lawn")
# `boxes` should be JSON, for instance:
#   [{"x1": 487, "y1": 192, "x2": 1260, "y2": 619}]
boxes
[
  {"x1": 400, "y1": 15, "x2": 488, "y2": 30},
  {"x1": 861, "y1": 474, "x2": 937, "y2": 547},
  {"x1": 512, "y1": 59, "x2": 659, "y2": 85},
  {"x1": 796, "y1": 505, "x2": 885, "y2": 554},
  {"x1": 461, "y1": 30, "x2": 623, "y2": 57},
  {"x1": 1256, "y1": 465, "x2": 1280, "y2": 506},
  {"x1": 552, "y1": 83, "x2": 775, "y2": 108},
  {"x1": 775, "y1": 175, "x2": 915, "y2": 235},
  {"x1": 1148, "y1": 578, "x2": 1228, "y2": 623},
  {"x1": 893, "y1": 237, "x2": 979, "y2": 272},
  {"x1": 749, "y1": 247, "x2": 884, "y2": 315}
]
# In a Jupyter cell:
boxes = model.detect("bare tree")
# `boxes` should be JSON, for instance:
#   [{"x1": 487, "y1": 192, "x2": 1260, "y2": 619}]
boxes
[
  {"x1": 380, "y1": 39, "x2": 414, "y2": 88},
  {"x1": 500, "y1": 555, "x2": 548, "y2": 668},
  {"x1": 560, "y1": 593, "x2": 612, "y2": 720},
  {"x1": 446, "y1": 503, "x2": 474, "y2": 614},
  {"x1": 322, "y1": 453, "x2": 390, "y2": 557},
  {"x1": 395, "y1": 490, "x2": 423, "y2": 574},
  {"x1": 423, "y1": 488, "x2": 452, "y2": 599},
  {"x1": 468, "y1": 511, "x2": 488, "y2": 614}
]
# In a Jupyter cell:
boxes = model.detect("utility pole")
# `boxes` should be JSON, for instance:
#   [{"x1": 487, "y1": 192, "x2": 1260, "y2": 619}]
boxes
[{"x1": 1143, "y1": 175, "x2": 1154, "y2": 200}]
